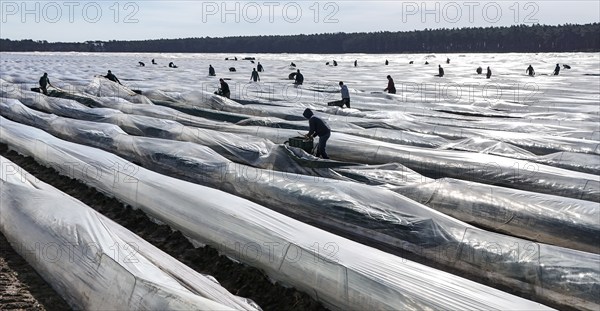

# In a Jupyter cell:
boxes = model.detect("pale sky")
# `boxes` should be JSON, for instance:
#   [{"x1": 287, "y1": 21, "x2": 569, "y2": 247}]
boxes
[{"x1": 1, "y1": 0, "x2": 599, "y2": 42}]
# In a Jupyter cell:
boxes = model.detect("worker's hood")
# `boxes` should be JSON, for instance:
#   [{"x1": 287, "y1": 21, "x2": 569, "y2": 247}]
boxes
[{"x1": 303, "y1": 108, "x2": 313, "y2": 119}]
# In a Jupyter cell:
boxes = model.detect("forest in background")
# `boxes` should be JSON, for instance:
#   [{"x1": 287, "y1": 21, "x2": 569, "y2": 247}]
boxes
[{"x1": 1, "y1": 23, "x2": 598, "y2": 53}]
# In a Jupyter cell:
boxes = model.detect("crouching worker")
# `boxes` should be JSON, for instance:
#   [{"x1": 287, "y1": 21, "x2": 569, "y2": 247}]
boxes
[
  {"x1": 215, "y1": 78, "x2": 231, "y2": 99},
  {"x1": 39, "y1": 72, "x2": 53, "y2": 95},
  {"x1": 104, "y1": 70, "x2": 122, "y2": 85},
  {"x1": 303, "y1": 108, "x2": 331, "y2": 159}
]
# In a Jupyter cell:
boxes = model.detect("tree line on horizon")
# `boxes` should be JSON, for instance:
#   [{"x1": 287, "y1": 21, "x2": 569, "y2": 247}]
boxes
[{"x1": 1, "y1": 24, "x2": 598, "y2": 53}]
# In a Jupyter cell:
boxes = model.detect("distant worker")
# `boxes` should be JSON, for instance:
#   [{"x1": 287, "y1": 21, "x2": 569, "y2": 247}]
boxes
[
  {"x1": 476, "y1": 66, "x2": 483, "y2": 74},
  {"x1": 563, "y1": 64, "x2": 571, "y2": 69},
  {"x1": 151, "y1": 59, "x2": 156, "y2": 65},
  {"x1": 339, "y1": 81, "x2": 350, "y2": 108},
  {"x1": 290, "y1": 62, "x2": 296, "y2": 67},
  {"x1": 168, "y1": 62, "x2": 178, "y2": 68},
  {"x1": 437, "y1": 65, "x2": 444, "y2": 77},
  {"x1": 526, "y1": 65, "x2": 535, "y2": 76},
  {"x1": 409, "y1": 61, "x2": 414, "y2": 64},
  {"x1": 553, "y1": 64, "x2": 560, "y2": 76},
  {"x1": 446, "y1": 57, "x2": 450, "y2": 64},
  {"x1": 333, "y1": 60, "x2": 338, "y2": 66},
  {"x1": 257, "y1": 62, "x2": 264, "y2": 72},
  {"x1": 354, "y1": 60, "x2": 357, "y2": 67},
  {"x1": 209, "y1": 65, "x2": 216, "y2": 76},
  {"x1": 486, "y1": 67, "x2": 492, "y2": 79},
  {"x1": 294, "y1": 69, "x2": 304, "y2": 85},
  {"x1": 138, "y1": 61, "x2": 145, "y2": 67},
  {"x1": 384, "y1": 75, "x2": 396, "y2": 94},
  {"x1": 38, "y1": 72, "x2": 53, "y2": 95},
  {"x1": 303, "y1": 108, "x2": 331, "y2": 159},
  {"x1": 104, "y1": 70, "x2": 122, "y2": 85},
  {"x1": 217, "y1": 78, "x2": 231, "y2": 99},
  {"x1": 425, "y1": 61, "x2": 429, "y2": 65},
  {"x1": 385, "y1": 59, "x2": 389, "y2": 65},
  {"x1": 229, "y1": 67, "x2": 236, "y2": 72},
  {"x1": 250, "y1": 68, "x2": 260, "y2": 82}
]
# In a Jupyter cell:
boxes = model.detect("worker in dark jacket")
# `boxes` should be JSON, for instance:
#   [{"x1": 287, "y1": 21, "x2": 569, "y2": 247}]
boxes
[
  {"x1": 339, "y1": 81, "x2": 350, "y2": 108},
  {"x1": 303, "y1": 108, "x2": 331, "y2": 159},
  {"x1": 250, "y1": 68, "x2": 260, "y2": 82},
  {"x1": 437, "y1": 65, "x2": 445, "y2": 77},
  {"x1": 209, "y1": 65, "x2": 216, "y2": 76},
  {"x1": 218, "y1": 78, "x2": 231, "y2": 99},
  {"x1": 526, "y1": 65, "x2": 535, "y2": 76},
  {"x1": 39, "y1": 72, "x2": 53, "y2": 95},
  {"x1": 553, "y1": 64, "x2": 560, "y2": 76},
  {"x1": 104, "y1": 70, "x2": 122, "y2": 85},
  {"x1": 486, "y1": 66, "x2": 492, "y2": 79},
  {"x1": 294, "y1": 69, "x2": 304, "y2": 85},
  {"x1": 384, "y1": 75, "x2": 396, "y2": 94}
]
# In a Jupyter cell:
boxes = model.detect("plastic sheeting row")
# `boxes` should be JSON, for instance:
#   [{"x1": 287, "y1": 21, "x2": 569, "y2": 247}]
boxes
[
  {"x1": 142, "y1": 89, "x2": 600, "y2": 155},
  {"x1": 0, "y1": 116, "x2": 553, "y2": 311},
  {"x1": 0, "y1": 87, "x2": 365, "y2": 177},
  {"x1": 214, "y1": 121, "x2": 600, "y2": 202},
  {"x1": 0, "y1": 100, "x2": 600, "y2": 253},
  {"x1": 102, "y1": 89, "x2": 599, "y2": 202},
  {"x1": 334, "y1": 166, "x2": 600, "y2": 254},
  {"x1": 1, "y1": 111, "x2": 598, "y2": 310},
  {"x1": 247, "y1": 117, "x2": 600, "y2": 174},
  {"x1": 8, "y1": 84, "x2": 597, "y2": 202},
  {"x1": 2, "y1": 94, "x2": 598, "y2": 254},
  {"x1": 0, "y1": 157, "x2": 259, "y2": 310},
  {"x1": 235, "y1": 117, "x2": 599, "y2": 175}
]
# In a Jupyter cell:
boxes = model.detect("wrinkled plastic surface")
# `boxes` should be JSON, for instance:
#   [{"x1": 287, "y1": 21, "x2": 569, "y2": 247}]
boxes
[
  {"x1": 0, "y1": 157, "x2": 259, "y2": 311},
  {"x1": 1, "y1": 53, "x2": 599, "y2": 310},
  {"x1": 86, "y1": 87, "x2": 598, "y2": 201},
  {"x1": 3, "y1": 97, "x2": 598, "y2": 251},
  {"x1": 18, "y1": 84, "x2": 596, "y2": 177},
  {"x1": 9, "y1": 84, "x2": 597, "y2": 202},
  {"x1": 213, "y1": 122, "x2": 600, "y2": 202},
  {"x1": 0, "y1": 116, "x2": 552, "y2": 311},
  {"x1": 147, "y1": 89, "x2": 600, "y2": 155},
  {"x1": 332, "y1": 162, "x2": 600, "y2": 251},
  {"x1": 3, "y1": 94, "x2": 597, "y2": 252},
  {"x1": 235, "y1": 116, "x2": 600, "y2": 174},
  {"x1": 3, "y1": 113, "x2": 598, "y2": 310},
  {"x1": 0, "y1": 97, "x2": 358, "y2": 180},
  {"x1": 438, "y1": 137, "x2": 600, "y2": 174}
]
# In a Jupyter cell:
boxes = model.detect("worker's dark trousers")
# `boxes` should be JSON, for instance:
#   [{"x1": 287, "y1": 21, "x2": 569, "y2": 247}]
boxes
[
  {"x1": 316, "y1": 133, "x2": 330, "y2": 159},
  {"x1": 342, "y1": 98, "x2": 350, "y2": 108}
]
